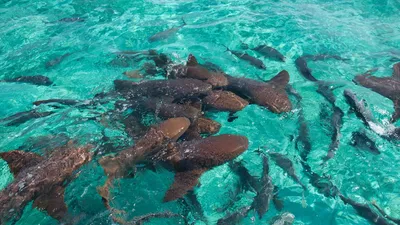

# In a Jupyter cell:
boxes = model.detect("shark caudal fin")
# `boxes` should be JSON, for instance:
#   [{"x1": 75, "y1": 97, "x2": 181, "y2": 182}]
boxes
[
  {"x1": 32, "y1": 185, "x2": 67, "y2": 221},
  {"x1": 221, "y1": 44, "x2": 230, "y2": 52},
  {"x1": 186, "y1": 54, "x2": 199, "y2": 66},
  {"x1": 392, "y1": 62, "x2": 400, "y2": 79},
  {"x1": 163, "y1": 169, "x2": 206, "y2": 202},
  {"x1": 0, "y1": 150, "x2": 44, "y2": 176}
]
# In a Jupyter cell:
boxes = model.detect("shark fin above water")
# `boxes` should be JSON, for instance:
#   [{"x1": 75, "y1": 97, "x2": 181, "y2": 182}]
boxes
[
  {"x1": 186, "y1": 54, "x2": 199, "y2": 66},
  {"x1": 392, "y1": 62, "x2": 400, "y2": 79},
  {"x1": 32, "y1": 185, "x2": 67, "y2": 220},
  {"x1": 268, "y1": 70, "x2": 290, "y2": 88},
  {"x1": 163, "y1": 168, "x2": 206, "y2": 202},
  {"x1": 0, "y1": 150, "x2": 44, "y2": 176}
]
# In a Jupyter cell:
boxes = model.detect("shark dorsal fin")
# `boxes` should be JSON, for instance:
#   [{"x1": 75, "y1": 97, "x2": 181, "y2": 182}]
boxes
[
  {"x1": 392, "y1": 62, "x2": 400, "y2": 79},
  {"x1": 0, "y1": 150, "x2": 44, "y2": 176},
  {"x1": 187, "y1": 54, "x2": 199, "y2": 67},
  {"x1": 268, "y1": 70, "x2": 290, "y2": 88},
  {"x1": 33, "y1": 185, "x2": 67, "y2": 220},
  {"x1": 163, "y1": 168, "x2": 206, "y2": 202}
]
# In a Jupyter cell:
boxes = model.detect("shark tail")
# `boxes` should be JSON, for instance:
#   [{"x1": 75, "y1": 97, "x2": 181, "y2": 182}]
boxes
[
  {"x1": 221, "y1": 44, "x2": 230, "y2": 52},
  {"x1": 181, "y1": 17, "x2": 186, "y2": 26}
]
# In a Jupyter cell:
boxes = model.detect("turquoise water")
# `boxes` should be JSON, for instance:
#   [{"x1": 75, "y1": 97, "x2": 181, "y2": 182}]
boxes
[{"x1": 1, "y1": 0, "x2": 400, "y2": 224}]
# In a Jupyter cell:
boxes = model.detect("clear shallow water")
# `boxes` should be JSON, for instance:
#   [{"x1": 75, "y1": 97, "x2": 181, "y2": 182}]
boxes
[{"x1": 0, "y1": 0, "x2": 400, "y2": 224}]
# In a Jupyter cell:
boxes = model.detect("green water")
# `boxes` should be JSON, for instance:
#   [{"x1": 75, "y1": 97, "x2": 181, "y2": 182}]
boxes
[{"x1": 1, "y1": 0, "x2": 400, "y2": 224}]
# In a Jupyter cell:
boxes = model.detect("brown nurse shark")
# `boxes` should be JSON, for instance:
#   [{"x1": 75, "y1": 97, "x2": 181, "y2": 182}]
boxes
[
  {"x1": 114, "y1": 78, "x2": 212, "y2": 100},
  {"x1": 98, "y1": 117, "x2": 248, "y2": 204},
  {"x1": 0, "y1": 142, "x2": 92, "y2": 224},
  {"x1": 163, "y1": 134, "x2": 248, "y2": 202},
  {"x1": 226, "y1": 70, "x2": 292, "y2": 113},
  {"x1": 354, "y1": 62, "x2": 400, "y2": 123}
]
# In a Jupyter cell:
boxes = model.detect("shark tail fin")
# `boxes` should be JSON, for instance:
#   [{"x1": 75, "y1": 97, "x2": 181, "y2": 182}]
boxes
[
  {"x1": 221, "y1": 44, "x2": 230, "y2": 52},
  {"x1": 163, "y1": 169, "x2": 206, "y2": 202},
  {"x1": 181, "y1": 17, "x2": 187, "y2": 26},
  {"x1": 0, "y1": 150, "x2": 44, "y2": 176},
  {"x1": 33, "y1": 185, "x2": 67, "y2": 221}
]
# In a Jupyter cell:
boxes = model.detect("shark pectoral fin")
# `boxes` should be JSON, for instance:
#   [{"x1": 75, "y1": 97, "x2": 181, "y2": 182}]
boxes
[
  {"x1": 99, "y1": 156, "x2": 125, "y2": 178},
  {"x1": 186, "y1": 54, "x2": 199, "y2": 66},
  {"x1": 163, "y1": 168, "x2": 206, "y2": 202},
  {"x1": 0, "y1": 150, "x2": 44, "y2": 176},
  {"x1": 272, "y1": 186, "x2": 284, "y2": 211},
  {"x1": 390, "y1": 99, "x2": 400, "y2": 123},
  {"x1": 33, "y1": 185, "x2": 67, "y2": 220},
  {"x1": 392, "y1": 62, "x2": 400, "y2": 79},
  {"x1": 268, "y1": 70, "x2": 290, "y2": 88}
]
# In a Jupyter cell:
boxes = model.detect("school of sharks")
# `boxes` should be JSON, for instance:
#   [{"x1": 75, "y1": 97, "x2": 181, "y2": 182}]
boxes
[{"x1": 1, "y1": 16, "x2": 400, "y2": 225}]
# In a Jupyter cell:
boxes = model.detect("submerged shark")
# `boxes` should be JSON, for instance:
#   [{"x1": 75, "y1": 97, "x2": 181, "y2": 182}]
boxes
[
  {"x1": 148, "y1": 18, "x2": 186, "y2": 42},
  {"x1": 98, "y1": 117, "x2": 248, "y2": 204},
  {"x1": 0, "y1": 142, "x2": 92, "y2": 224},
  {"x1": 224, "y1": 45, "x2": 266, "y2": 70},
  {"x1": 323, "y1": 106, "x2": 344, "y2": 162},
  {"x1": 353, "y1": 62, "x2": 400, "y2": 123},
  {"x1": 1, "y1": 75, "x2": 53, "y2": 86},
  {"x1": 114, "y1": 78, "x2": 212, "y2": 100},
  {"x1": 163, "y1": 134, "x2": 248, "y2": 201},
  {"x1": 251, "y1": 153, "x2": 276, "y2": 219},
  {"x1": 226, "y1": 70, "x2": 292, "y2": 113},
  {"x1": 269, "y1": 152, "x2": 306, "y2": 190},
  {"x1": 251, "y1": 45, "x2": 286, "y2": 62}
]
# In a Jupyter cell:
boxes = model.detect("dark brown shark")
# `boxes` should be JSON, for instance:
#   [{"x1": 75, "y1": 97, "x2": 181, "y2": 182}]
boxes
[
  {"x1": 163, "y1": 134, "x2": 248, "y2": 202},
  {"x1": 98, "y1": 117, "x2": 191, "y2": 179},
  {"x1": 0, "y1": 142, "x2": 92, "y2": 224},
  {"x1": 353, "y1": 62, "x2": 400, "y2": 123},
  {"x1": 226, "y1": 70, "x2": 292, "y2": 113},
  {"x1": 133, "y1": 97, "x2": 202, "y2": 122},
  {"x1": 114, "y1": 78, "x2": 212, "y2": 100}
]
